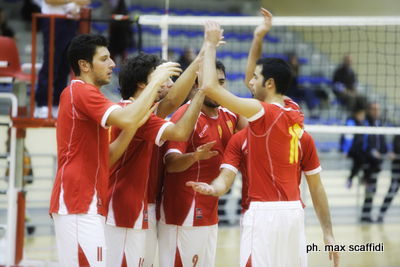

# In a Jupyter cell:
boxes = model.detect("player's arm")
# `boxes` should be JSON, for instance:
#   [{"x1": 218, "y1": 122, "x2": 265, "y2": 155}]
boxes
[
  {"x1": 164, "y1": 141, "x2": 218, "y2": 173},
  {"x1": 236, "y1": 115, "x2": 248, "y2": 132},
  {"x1": 161, "y1": 90, "x2": 205, "y2": 142},
  {"x1": 201, "y1": 21, "x2": 262, "y2": 118},
  {"x1": 156, "y1": 49, "x2": 204, "y2": 119},
  {"x1": 106, "y1": 62, "x2": 181, "y2": 131},
  {"x1": 108, "y1": 103, "x2": 158, "y2": 167},
  {"x1": 305, "y1": 173, "x2": 340, "y2": 267},
  {"x1": 245, "y1": 8, "x2": 272, "y2": 91},
  {"x1": 186, "y1": 168, "x2": 236, "y2": 196}
]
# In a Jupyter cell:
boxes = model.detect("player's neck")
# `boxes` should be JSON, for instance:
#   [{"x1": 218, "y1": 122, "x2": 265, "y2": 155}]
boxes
[
  {"x1": 264, "y1": 94, "x2": 285, "y2": 106},
  {"x1": 76, "y1": 74, "x2": 101, "y2": 90},
  {"x1": 201, "y1": 105, "x2": 219, "y2": 117}
]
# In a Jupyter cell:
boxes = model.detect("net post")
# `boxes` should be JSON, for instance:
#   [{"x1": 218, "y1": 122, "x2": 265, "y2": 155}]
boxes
[
  {"x1": 3, "y1": 93, "x2": 18, "y2": 267},
  {"x1": 79, "y1": 7, "x2": 92, "y2": 34},
  {"x1": 160, "y1": 15, "x2": 169, "y2": 60}
]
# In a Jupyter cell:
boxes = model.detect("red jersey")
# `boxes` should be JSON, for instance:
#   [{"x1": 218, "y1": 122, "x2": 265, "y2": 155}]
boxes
[
  {"x1": 221, "y1": 128, "x2": 250, "y2": 213},
  {"x1": 50, "y1": 80, "x2": 121, "y2": 217},
  {"x1": 147, "y1": 144, "x2": 166, "y2": 204},
  {"x1": 222, "y1": 129, "x2": 321, "y2": 213},
  {"x1": 159, "y1": 104, "x2": 239, "y2": 226},
  {"x1": 246, "y1": 100, "x2": 304, "y2": 202},
  {"x1": 106, "y1": 100, "x2": 173, "y2": 229}
]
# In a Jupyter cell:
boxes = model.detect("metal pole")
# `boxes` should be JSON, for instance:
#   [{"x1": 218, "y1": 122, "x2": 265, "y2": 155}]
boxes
[{"x1": 2, "y1": 93, "x2": 18, "y2": 267}]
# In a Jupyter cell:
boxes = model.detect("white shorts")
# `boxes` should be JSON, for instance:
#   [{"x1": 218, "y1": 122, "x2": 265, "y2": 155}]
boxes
[
  {"x1": 240, "y1": 201, "x2": 304, "y2": 267},
  {"x1": 240, "y1": 210, "x2": 307, "y2": 267},
  {"x1": 144, "y1": 203, "x2": 157, "y2": 267},
  {"x1": 105, "y1": 224, "x2": 146, "y2": 267},
  {"x1": 52, "y1": 213, "x2": 106, "y2": 267},
  {"x1": 158, "y1": 221, "x2": 218, "y2": 267}
]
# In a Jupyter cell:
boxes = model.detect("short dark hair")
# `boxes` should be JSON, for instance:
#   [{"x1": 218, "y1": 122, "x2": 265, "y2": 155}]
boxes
[
  {"x1": 195, "y1": 60, "x2": 226, "y2": 86},
  {"x1": 118, "y1": 52, "x2": 162, "y2": 99},
  {"x1": 255, "y1": 57, "x2": 292, "y2": 95},
  {"x1": 67, "y1": 34, "x2": 109, "y2": 76}
]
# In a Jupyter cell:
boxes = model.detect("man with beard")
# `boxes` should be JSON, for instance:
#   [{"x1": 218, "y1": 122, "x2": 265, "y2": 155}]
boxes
[{"x1": 158, "y1": 60, "x2": 247, "y2": 266}]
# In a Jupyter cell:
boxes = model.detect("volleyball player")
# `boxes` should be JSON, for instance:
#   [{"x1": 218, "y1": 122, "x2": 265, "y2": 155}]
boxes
[
  {"x1": 157, "y1": 59, "x2": 248, "y2": 266},
  {"x1": 49, "y1": 34, "x2": 180, "y2": 267},
  {"x1": 105, "y1": 52, "x2": 213, "y2": 266},
  {"x1": 192, "y1": 9, "x2": 339, "y2": 266}
]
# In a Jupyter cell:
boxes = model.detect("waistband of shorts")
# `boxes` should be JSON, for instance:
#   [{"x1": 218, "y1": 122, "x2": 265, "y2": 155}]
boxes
[
  {"x1": 148, "y1": 203, "x2": 156, "y2": 211},
  {"x1": 249, "y1": 201, "x2": 302, "y2": 210}
]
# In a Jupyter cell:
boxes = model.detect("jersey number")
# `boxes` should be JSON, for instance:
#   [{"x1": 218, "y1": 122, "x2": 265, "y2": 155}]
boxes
[
  {"x1": 289, "y1": 124, "x2": 302, "y2": 164},
  {"x1": 192, "y1": 254, "x2": 199, "y2": 267}
]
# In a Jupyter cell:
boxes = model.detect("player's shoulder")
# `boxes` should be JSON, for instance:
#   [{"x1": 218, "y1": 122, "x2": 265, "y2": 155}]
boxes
[
  {"x1": 300, "y1": 131, "x2": 315, "y2": 147},
  {"x1": 218, "y1": 106, "x2": 239, "y2": 120}
]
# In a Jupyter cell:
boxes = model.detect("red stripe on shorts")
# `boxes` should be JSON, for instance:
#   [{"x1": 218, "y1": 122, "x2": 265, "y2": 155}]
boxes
[{"x1": 78, "y1": 243, "x2": 90, "y2": 266}]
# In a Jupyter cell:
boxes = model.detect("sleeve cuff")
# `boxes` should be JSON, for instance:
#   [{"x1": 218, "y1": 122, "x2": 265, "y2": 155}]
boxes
[
  {"x1": 155, "y1": 122, "x2": 174, "y2": 147},
  {"x1": 163, "y1": 148, "x2": 183, "y2": 163},
  {"x1": 101, "y1": 105, "x2": 122, "y2": 129},
  {"x1": 220, "y1": 163, "x2": 238, "y2": 174},
  {"x1": 248, "y1": 107, "x2": 265, "y2": 122},
  {"x1": 303, "y1": 166, "x2": 322, "y2": 176}
]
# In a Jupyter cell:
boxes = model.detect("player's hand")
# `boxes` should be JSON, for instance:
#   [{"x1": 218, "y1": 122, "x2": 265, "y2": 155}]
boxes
[
  {"x1": 254, "y1": 8, "x2": 272, "y2": 38},
  {"x1": 186, "y1": 181, "x2": 216, "y2": 195},
  {"x1": 203, "y1": 21, "x2": 224, "y2": 46},
  {"x1": 151, "y1": 62, "x2": 182, "y2": 86},
  {"x1": 324, "y1": 235, "x2": 340, "y2": 267},
  {"x1": 193, "y1": 141, "x2": 218, "y2": 161}
]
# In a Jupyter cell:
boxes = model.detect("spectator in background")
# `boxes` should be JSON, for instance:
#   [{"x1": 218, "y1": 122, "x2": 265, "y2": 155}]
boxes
[
  {"x1": 34, "y1": 0, "x2": 90, "y2": 119},
  {"x1": 361, "y1": 102, "x2": 388, "y2": 223},
  {"x1": 332, "y1": 53, "x2": 366, "y2": 113},
  {"x1": 178, "y1": 47, "x2": 196, "y2": 71},
  {"x1": 108, "y1": 0, "x2": 134, "y2": 67},
  {"x1": 0, "y1": 7, "x2": 16, "y2": 39},
  {"x1": 377, "y1": 135, "x2": 400, "y2": 223},
  {"x1": 286, "y1": 53, "x2": 324, "y2": 118},
  {"x1": 340, "y1": 100, "x2": 366, "y2": 188}
]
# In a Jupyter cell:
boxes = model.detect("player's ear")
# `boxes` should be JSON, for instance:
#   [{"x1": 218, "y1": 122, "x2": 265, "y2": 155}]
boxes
[
  {"x1": 78, "y1": 60, "x2": 91, "y2": 73},
  {"x1": 264, "y1": 78, "x2": 274, "y2": 88}
]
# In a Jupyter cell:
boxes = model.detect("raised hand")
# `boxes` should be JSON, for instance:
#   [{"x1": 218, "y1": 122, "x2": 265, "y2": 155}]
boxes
[
  {"x1": 203, "y1": 20, "x2": 224, "y2": 47},
  {"x1": 254, "y1": 8, "x2": 273, "y2": 38},
  {"x1": 186, "y1": 181, "x2": 216, "y2": 196},
  {"x1": 193, "y1": 141, "x2": 218, "y2": 161},
  {"x1": 151, "y1": 62, "x2": 182, "y2": 86}
]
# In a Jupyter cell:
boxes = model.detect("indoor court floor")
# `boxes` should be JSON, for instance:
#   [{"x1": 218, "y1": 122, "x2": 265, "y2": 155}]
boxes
[{"x1": 14, "y1": 223, "x2": 400, "y2": 266}]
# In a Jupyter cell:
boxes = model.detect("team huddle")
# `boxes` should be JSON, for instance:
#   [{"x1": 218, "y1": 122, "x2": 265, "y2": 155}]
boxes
[{"x1": 49, "y1": 8, "x2": 339, "y2": 267}]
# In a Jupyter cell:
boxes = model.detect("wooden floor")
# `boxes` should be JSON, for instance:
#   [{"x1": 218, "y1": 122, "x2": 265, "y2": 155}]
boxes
[{"x1": 14, "y1": 223, "x2": 400, "y2": 267}]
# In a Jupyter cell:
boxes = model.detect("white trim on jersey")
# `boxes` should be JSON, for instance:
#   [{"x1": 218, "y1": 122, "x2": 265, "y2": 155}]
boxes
[
  {"x1": 106, "y1": 198, "x2": 116, "y2": 226},
  {"x1": 219, "y1": 106, "x2": 238, "y2": 120},
  {"x1": 248, "y1": 107, "x2": 265, "y2": 122},
  {"x1": 303, "y1": 166, "x2": 322, "y2": 176},
  {"x1": 88, "y1": 189, "x2": 98, "y2": 215},
  {"x1": 133, "y1": 203, "x2": 145, "y2": 229},
  {"x1": 163, "y1": 148, "x2": 183, "y2": 163},
  {"x1": 181, "y1": 198, "x2": 196, "y2": 226},
  {"x1": 242, "y1": 138, "x2": 247, "y2": 151},
  {"x1": 155, "y1": 122, "x2": 174, "y2": 146},
  {"x1": 58, "y1": 185, "x2": 68, "y2": 214},
  {"x1": 220, "y1": 163, "x2": 238, "y2": 174},
  {"x1": 101, "y1": 105, "x2": 122, "y2": 129}
]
